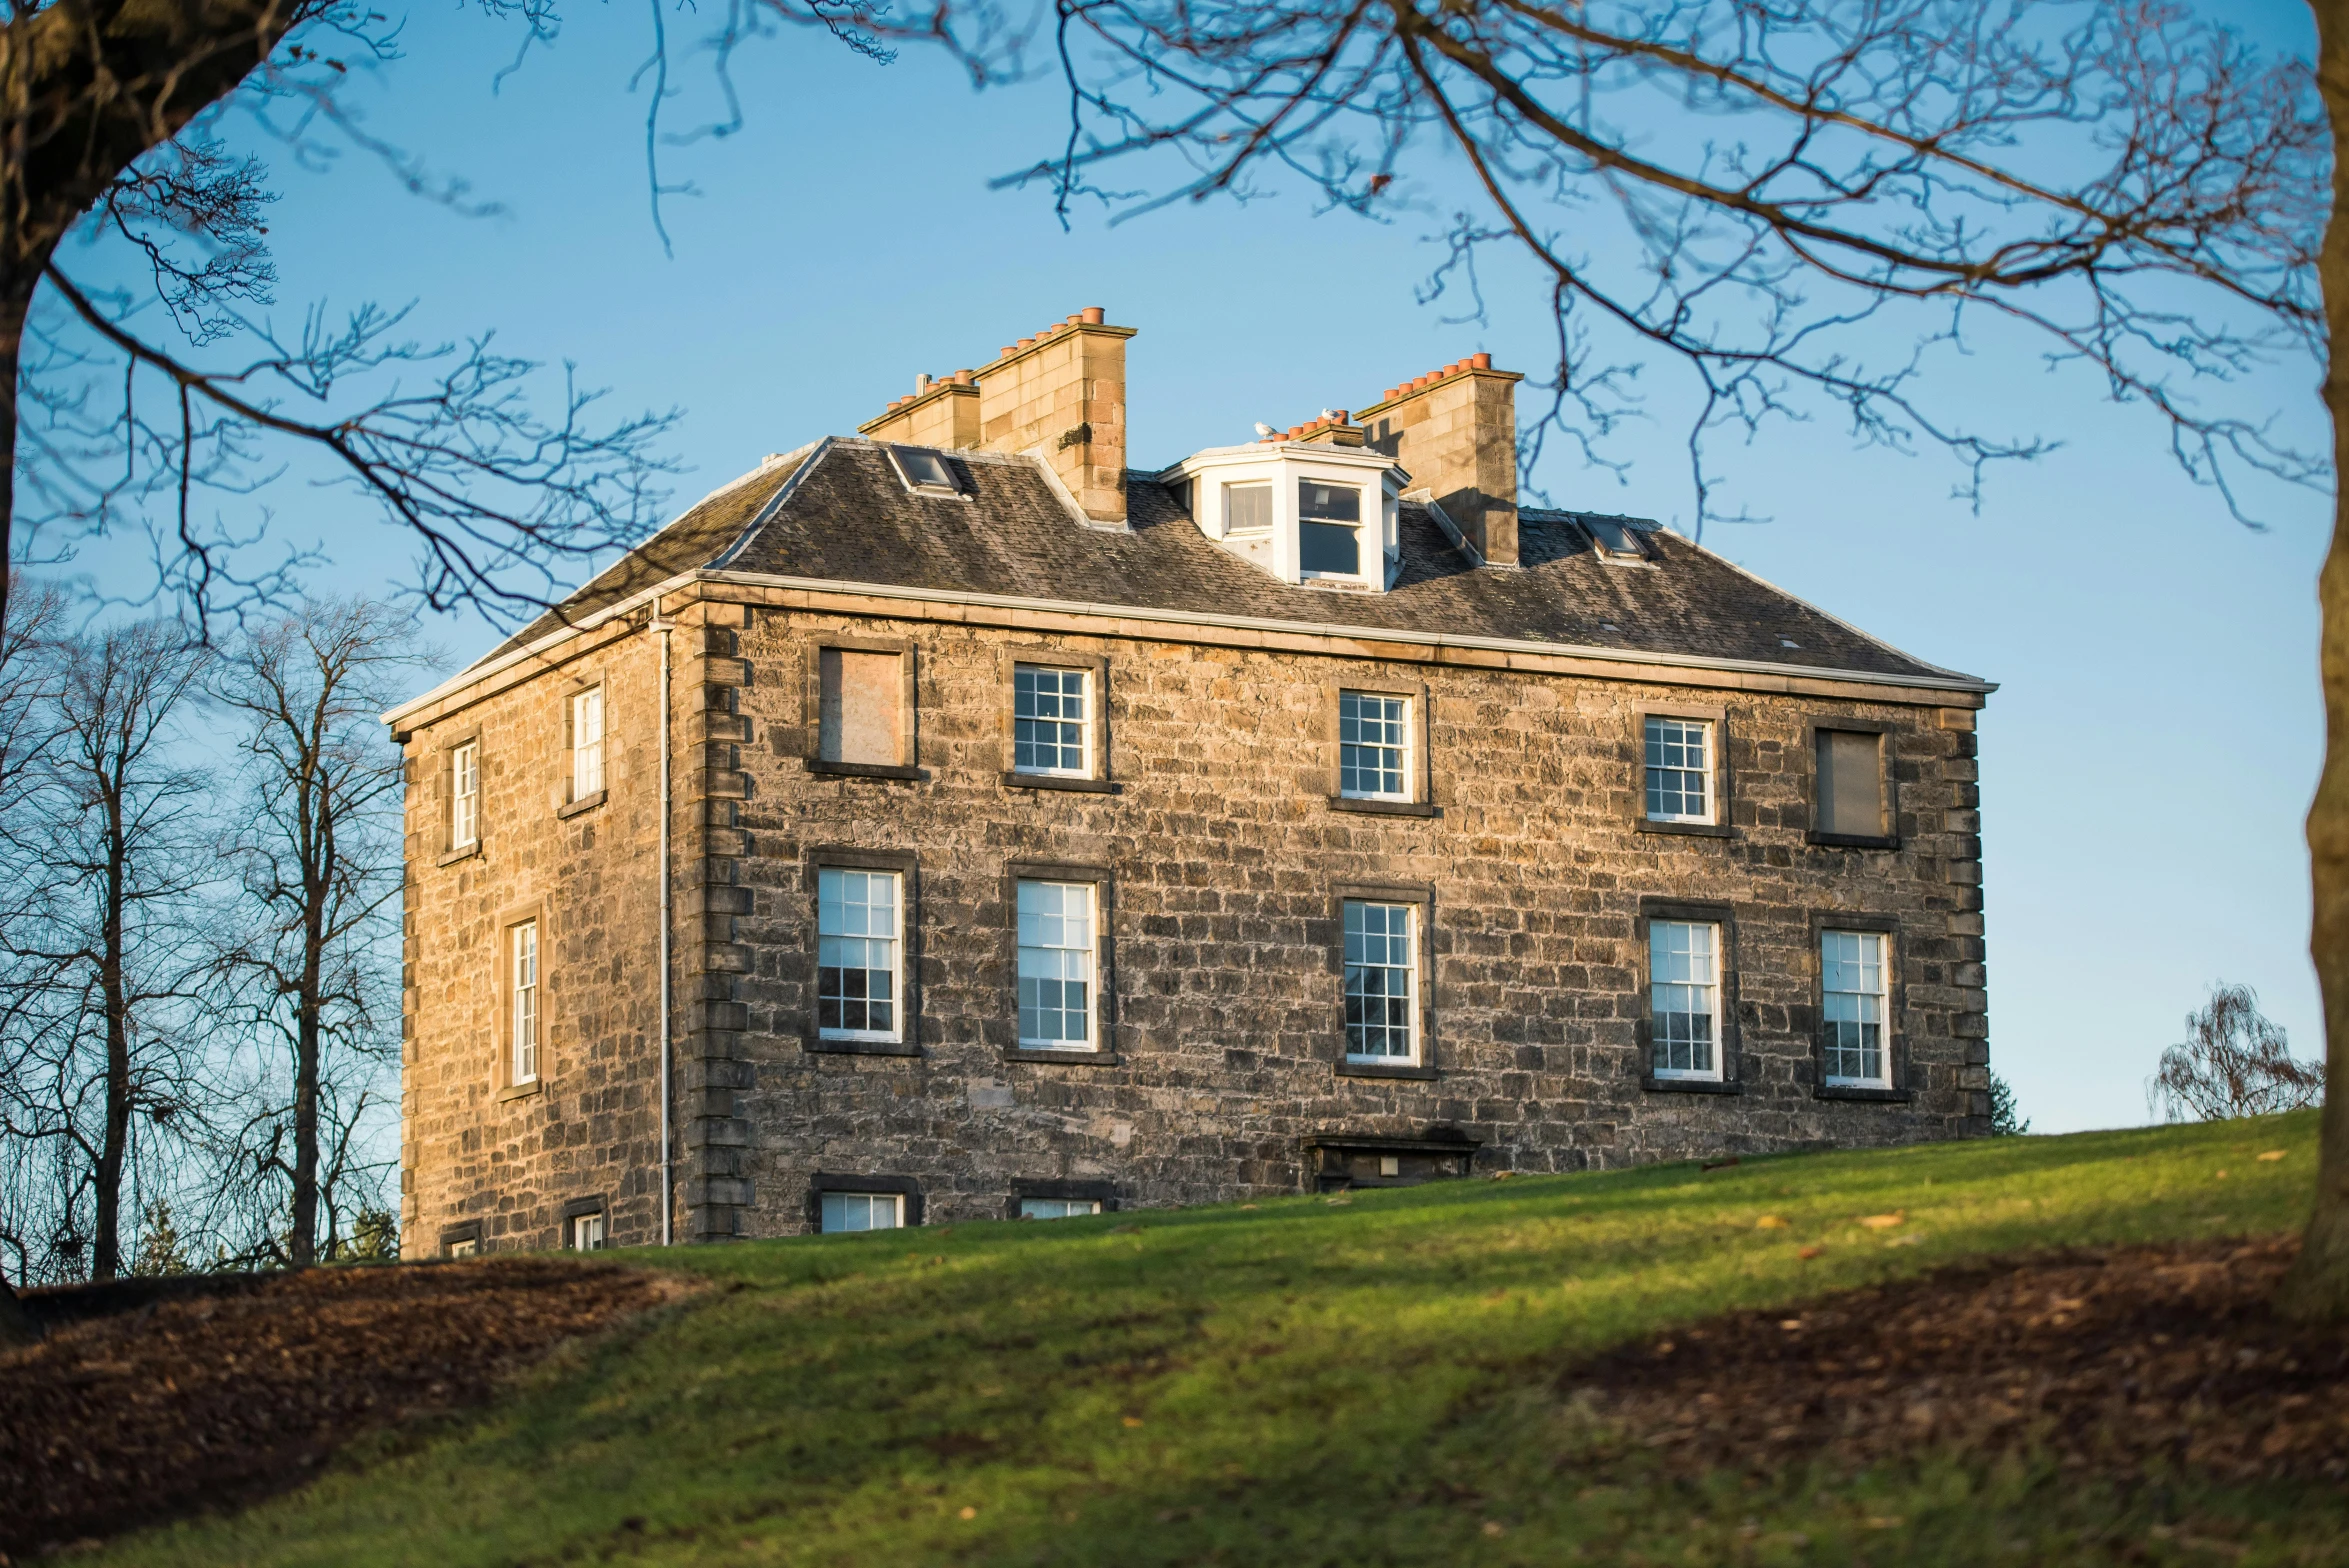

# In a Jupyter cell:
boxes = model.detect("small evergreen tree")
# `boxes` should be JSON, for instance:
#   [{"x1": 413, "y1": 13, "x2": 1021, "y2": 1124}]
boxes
[
  {"x1": 128, "y1": 1202, "x2": 192, "y2": 1277},
  {"x1": 1988, "y1": 1073, "x2": 2030, "y2": 1138}
]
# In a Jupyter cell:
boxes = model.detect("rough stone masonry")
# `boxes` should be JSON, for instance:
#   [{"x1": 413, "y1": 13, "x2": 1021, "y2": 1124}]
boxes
[{"x1": 388, "y1": 309, "x2": 1993, "y2": 1255}]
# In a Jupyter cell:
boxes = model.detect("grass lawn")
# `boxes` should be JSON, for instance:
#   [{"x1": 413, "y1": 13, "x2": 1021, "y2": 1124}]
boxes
[{"x1": 96, "y1": 1111, "x2": 2341, "y2": 1567}]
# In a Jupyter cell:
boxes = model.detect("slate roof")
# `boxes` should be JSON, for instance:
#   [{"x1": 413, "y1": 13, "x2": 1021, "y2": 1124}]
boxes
[{"x1": 474, "y1": 438, "x2": 1985, "y2": 689}]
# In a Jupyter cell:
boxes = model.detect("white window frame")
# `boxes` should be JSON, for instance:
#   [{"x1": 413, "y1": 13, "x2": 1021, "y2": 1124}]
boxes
[
  {"x1": 568, "y1": 1212, "x2": 606, "y2": 1250},
  {"x1": 820, "y1": 1191, "x2": 905, "y2": 1233},
  {"x1": 817, "y1": 868, "x2": 904, "y2": 1044},
  {"x1": 1342, "y1": 899, "x2": 1419, "y2": 1064},
  {"x1": 511, "y1": 919, "x2": 540, "y2": 1085},
  {"x1": 1223, "y1": 481, "x2": 1273, "y2": 535},
  {"x1": 1297, "y1": 478, "x2": 1366, "y2": 581},
  {"x1": 1643, "y1": 715, "x2": 1715, "y2": 825},
  {"x1": 1016, "y1": 879, "x2": 1098, "y2": 1050},
  {"x1": 1018, "y1": 1197, "x2": 1102, "y2": 1220},
  {"x1": 450, "y1": 741, "x2": 480, "y2": 850},
  {"x1": 570, "y1": 686, "x2": 606, "y2": 801},
  {"x1": 1011, "y1": 665, "x2": 1092, "y2": 778},
  {"x1": 1648, "y1": 919, "x2": 1723, "y2": 1082},
  {"x1": 1337, "y1": 691, "x2": 1412, "y2": 801},
  {"x1": 1822, "y1": 929, "x2": 1892, "y2": 1088}
]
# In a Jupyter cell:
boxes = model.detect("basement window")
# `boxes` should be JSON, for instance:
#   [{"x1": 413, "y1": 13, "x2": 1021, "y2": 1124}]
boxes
[
  {"x1": 887, "y1": 445, "x2": 962, "y2": 497},
  {"x1": 821, "y1": 1192, "x2": 905, "y2": 1232},
  {"x1": 1019, "y1": 1197, "x2": 1103, "y2": 1220}
]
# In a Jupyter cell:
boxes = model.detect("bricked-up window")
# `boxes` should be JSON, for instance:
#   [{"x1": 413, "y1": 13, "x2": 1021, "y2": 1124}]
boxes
[
  {"x1": 1817, "y1": 730, "x2": 1884, "y2": 837},
  {"x1": 1017, "y1": 880, "x2": 1096, "y2": 1048},
  {"x1": 1225, "y1": 481, "x2": 1272, "y2": 533},
  {"x1": 1013, "y1": 667, "x2": 1089, "y2": 775},
  {"x1": 450, "y1": 742, "x2": 479, "y2": 849},
  {"x1": 1299, "y1": 480, "x2": 1363, "y2": 576},
  {"x1": 1343, "y1": 900, "x2": 1417, "y2": 1061},
  {"x1": 568, "y1": 1212, "x2": 606, "y2": 1250},
  {"x1": 1648, "y1": 920, "x2": 1722, "y2": 1080},
  {"x1": 1822, "y1": 930, "x2": 1890, "y2": 1086},
  {"x1": 1644, "y1": 716, "x2": 1714, "y2": 823},
  {"x1": 1338, "y1": 692, "x2": 1410, "y2": 799},
  {"x1": 821, "y1": 1192, "x2": 903, "y2": 1232},
  {"x1": 1019, "y1": 1198, "x2": 1102, "y2": 1219},
  {"x1": 511, "y1": 920, "x2": 540, "y2": 1085},
  {"x1": 569, "y1": 687, "x2": 605, "y2": 800},
  {"x1": 818, "y1": 648, "x2": 904, "y2": 767},
  {"x1": 818, "y1": 869, "x2": 901, "y2": 1041}
]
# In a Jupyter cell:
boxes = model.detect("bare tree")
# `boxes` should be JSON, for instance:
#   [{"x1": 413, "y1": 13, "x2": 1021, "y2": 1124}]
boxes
[
  {"x1": 0, "y1": 573, "x2": 64, "y2": 1341},
  {"x1": 0, "y1": 619, "x2": 219, "y2": 1281},
  {"x1": 210, "y1": 598, "x2": 415, "y2": 1266},
  {"x1": 2149, "y1": 982, "x2": 2325, "y2": 1124}
]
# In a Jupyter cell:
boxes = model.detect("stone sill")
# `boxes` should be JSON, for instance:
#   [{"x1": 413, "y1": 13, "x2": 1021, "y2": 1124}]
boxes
[
  {"x1": 1642, "y1": 1075, "x2": 1741, "y2": 1096},
  {"x1": 1807, "y1": 830, "x2": 1901, "y2": 850},
  {"x1": 805, "y1": 758, "x2": 923, "y2": 782},
  {"x1": 1637, "y1": 818, "x2": 1731, "y2": 839},
  {"x1": 497, "y1": 1080, "x2": 541, "y2": 1103},
  {"x1": 805, "y1": 1036, "x2": 921, "y2": 1058},
  {"x1": 1326, "y1": 796, "x2": 1437, "y2": 818},
  {"x1": 1814, "y1": 1084, "x2": 1914, "y2": 1104},
  {"x1": 1336, "y1": 1060, "x2": 1437, "y2": 1081},
  {"x1": 1003, "y1": 1047, "x2": 1123, "y2": 1066},
  {"x1": 1002, "y1": 772, "x2": 1116, "y2": 794},
  {"x1": 556, "y1": 790, "x2": 607, "y2": 820},
  {"x1": 436, "y1": 843, "x2": 481, "y2": 868}
]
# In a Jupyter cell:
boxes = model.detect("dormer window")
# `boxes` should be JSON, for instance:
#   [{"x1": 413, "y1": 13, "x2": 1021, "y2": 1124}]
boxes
[
  {"x1": 1225, "y1": 483, "x2": 1272, "y2": 533},
  {"x1": 1168, "y1": 441, "x2": 1401, "y2": 591},
  {"x1": 887, "y1": 445, "x2": 962, "y2": 497},
  {"x1": 1583, "y1": 517, "x2": 1650, "y2": 563},
  {"x1": 1299, "y1": 480, "x2": 1363, "y2": 577}
]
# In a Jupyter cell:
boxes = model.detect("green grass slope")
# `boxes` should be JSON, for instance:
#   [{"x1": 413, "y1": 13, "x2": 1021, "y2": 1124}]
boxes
[{"x1": 105, "y1": 1113, "x2": 2336, "y2": 1567}]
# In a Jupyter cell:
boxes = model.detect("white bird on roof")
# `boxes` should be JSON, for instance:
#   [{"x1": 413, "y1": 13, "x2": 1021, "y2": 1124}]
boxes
[{"x1": 1253, "y1": 422, "x2": 1278, "y2": 439}]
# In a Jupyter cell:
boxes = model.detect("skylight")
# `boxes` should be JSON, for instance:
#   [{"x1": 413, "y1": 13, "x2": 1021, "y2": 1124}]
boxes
[
  {"x1": 1582, "y1": 518, "x2": 1649, "y2": 561},
  {"x1": 888, "y1": 445, "x2": 962, "y2": 496}
]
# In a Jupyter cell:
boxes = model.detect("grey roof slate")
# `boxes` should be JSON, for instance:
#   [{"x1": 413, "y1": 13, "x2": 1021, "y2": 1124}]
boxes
[{"x1": 477, "y1": 438, "x2": 1983, "y2": 688}]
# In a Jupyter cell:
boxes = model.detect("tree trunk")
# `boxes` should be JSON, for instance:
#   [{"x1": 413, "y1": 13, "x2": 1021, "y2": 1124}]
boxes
[
  {"x1": 2283, "y1": 0, "x2": 2349, "y2": 1324},
  {"x1": 0, "y1": 1279, "x2": 37, "y2": 1348},
  {"x1": 90, "y1": 810, "x2": 131, "y2": 1281},
  {"x1": 290, "y1": 916, "x2": 322, "y2": 1266}
]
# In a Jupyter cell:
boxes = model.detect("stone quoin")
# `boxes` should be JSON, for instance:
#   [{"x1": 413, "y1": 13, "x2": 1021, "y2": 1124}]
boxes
[{"x1": 386, "y1": 308, "x2": 1995, "y2": 1254}]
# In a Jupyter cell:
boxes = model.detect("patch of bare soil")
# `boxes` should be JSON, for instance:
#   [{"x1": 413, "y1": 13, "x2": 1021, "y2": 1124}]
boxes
[
  {"x1": 1565, "y1": 1236, "x2": 2349, "y2": 1483},
  {"x1": 0, "y1": 1258, "x2": 691, "y2": 1560}
]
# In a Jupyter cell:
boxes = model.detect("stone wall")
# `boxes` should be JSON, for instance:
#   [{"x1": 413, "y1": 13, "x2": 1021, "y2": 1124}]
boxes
[
  {"x1": 710, "y1": 605, "x2": 1988, "y2": 1236},
  {"x1": 397, "y1": 622, "x2": 672, "y2": 1258},
  {"x1": 397, "y1": 587, "x2": 1990, "y2": 1251}
]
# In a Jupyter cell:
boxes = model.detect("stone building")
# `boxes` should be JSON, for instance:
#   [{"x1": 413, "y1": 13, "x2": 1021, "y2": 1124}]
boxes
[{"x1": 385, "y1": 307, "x2": 1994, "y2": 1256}]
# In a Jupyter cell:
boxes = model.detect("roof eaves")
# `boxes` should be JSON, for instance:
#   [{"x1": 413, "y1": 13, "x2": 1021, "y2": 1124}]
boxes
[{"x1": 691, "y1": 567, "x2": 1998, "y2": 694}]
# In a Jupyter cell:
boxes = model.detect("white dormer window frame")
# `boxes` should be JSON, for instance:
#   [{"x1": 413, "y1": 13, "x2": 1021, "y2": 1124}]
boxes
[{"x1": 1164, "y1": 442, "x2": 1405, "y2": 593}]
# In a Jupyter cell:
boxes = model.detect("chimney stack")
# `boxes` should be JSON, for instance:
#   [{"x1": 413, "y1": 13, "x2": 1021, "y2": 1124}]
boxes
[
  {"x1": 974, "y1": 308, "x2": 1135, "y2": 525},
  {"x1": 857, "y1": 367, "x2": 981, "y2": 450},
  {"x1": 1357, "y1": 352, "x2": 1523, "y2": 565}
]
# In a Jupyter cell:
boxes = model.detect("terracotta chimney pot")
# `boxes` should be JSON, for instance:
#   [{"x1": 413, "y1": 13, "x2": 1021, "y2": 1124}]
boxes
[
  {"x1": 1471, "y1": 352, "x2": 1492, "y2": 370},
  {"x1": 954, "y1": 369, "x2": 974, "y2": 385},
  {"x1": 1079, "y1": 306, "x2": 1106, "y2": 325}
]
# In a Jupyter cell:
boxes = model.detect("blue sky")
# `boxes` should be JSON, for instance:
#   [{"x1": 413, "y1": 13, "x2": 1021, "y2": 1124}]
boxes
[{"x1": 90, "y1": 0, "x2": 2327, "y2": 1135}]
